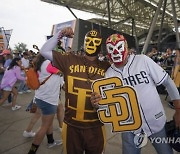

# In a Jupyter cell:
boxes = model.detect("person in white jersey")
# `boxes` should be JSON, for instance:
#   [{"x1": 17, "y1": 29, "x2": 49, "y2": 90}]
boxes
[
  {"x1": 18, "y1": 51, "x2": 31, "y2": 94},
  {"x1": 91, "y1": 34, "x2": 180, "y2": 154}
]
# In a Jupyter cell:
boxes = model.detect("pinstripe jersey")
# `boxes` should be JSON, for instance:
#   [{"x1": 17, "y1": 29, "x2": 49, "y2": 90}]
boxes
[{"x1": 105, "y1": 54, "x2": 168, "y2": 136}]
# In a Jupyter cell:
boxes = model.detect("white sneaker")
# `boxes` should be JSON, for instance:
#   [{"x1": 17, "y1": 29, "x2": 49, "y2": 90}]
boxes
[
  {"x1": 12, "y1": 105, "x2": 21, "y2": 111},
  {"x1": 23, "y1": 131, "x2": 36, "y2": 138},
  {"x1": 47, "y1": 140, "x2": 62, "y2": 148},
  {"x1": 26, "y1": 90, "x2": 31, "y2": 93},
  {"x1": 18, "y1": 91, "x2": 23, "y2": 94}
]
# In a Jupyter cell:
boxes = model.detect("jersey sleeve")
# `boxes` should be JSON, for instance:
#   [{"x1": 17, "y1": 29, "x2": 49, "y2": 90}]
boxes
[
  {"x1": 144, "y1": 55, "x2": 168, "y2": 86},
  {"x1": 52, "y1": 51, "x2": 69, "y2": 73},
  {"x1": 105, "y1": 65, "x2": 113, "y2": 78}
]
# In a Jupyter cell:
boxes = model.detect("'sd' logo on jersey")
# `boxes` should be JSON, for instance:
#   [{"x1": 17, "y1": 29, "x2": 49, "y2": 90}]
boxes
[{"x1": 92, "y1": 77, "x2": 142, "y2": 132}]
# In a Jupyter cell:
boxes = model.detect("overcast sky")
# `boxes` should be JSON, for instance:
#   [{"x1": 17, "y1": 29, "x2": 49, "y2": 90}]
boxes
[{"x1": 0, "y1": 0, "x2": 97, "y2": 51}]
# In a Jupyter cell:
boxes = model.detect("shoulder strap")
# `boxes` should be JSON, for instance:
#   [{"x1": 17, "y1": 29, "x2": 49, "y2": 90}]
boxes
[{"x1": 40, "y1": 74, "x2": 53, "y2": 85}]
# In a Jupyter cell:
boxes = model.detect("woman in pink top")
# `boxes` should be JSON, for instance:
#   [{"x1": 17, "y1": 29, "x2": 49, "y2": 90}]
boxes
[{"x1": 0, "y1": 57, "x2": 25, "y2": 111}]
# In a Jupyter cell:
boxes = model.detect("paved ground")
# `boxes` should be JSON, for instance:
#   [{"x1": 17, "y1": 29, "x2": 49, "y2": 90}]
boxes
[{"x1": 0, "y1": 89, "x2": 179, "y2": 154}]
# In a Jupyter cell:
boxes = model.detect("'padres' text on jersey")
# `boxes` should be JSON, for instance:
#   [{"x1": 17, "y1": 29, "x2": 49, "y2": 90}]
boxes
[{"x1": 105, "y1": 54, "x2": 168, "y2": 136}]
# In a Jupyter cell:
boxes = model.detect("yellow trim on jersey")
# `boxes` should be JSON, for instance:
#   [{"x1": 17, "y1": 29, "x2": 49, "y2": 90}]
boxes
[
  {"x1": 102, "y1": 125, "x2": 106, "y2": 151},
  {"x1": 62, "y1": 122, "x2": 67, "y2": 154},
  {"x1": 67, "y1": 75, "x2": 99, "y2": 122}
]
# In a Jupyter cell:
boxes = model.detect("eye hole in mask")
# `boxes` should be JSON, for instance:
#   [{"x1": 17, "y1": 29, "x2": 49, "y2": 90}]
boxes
[
  {"x1": 94, "y1": 38, "x2": 102, "y2": 46},
  {"x1": 85, "y1": 38, "x2": 91, "y2": 44},
  {"x1": 118, "y1": 44, "x2": 122, "y2": 50},
  {"x1": 109, "y1": 46, "x2": 113, "y2": 51}
]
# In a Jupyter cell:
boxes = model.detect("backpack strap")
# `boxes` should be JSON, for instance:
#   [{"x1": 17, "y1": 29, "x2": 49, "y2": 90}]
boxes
[
  {"x1": 40, "y1": 74, "x2": 53, "y2": 85},
  {"x1": 31, "y1": 63, "x2": 53, "y2": 86}
]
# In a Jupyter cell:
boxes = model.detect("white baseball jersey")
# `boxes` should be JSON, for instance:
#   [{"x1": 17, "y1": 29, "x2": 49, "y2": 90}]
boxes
[
  {"x1": 21, "y1": 57, "x2": 30, "y2": 68},
  {"x1": 105, "y1": 54, "x2": 168, "y2": 136}
]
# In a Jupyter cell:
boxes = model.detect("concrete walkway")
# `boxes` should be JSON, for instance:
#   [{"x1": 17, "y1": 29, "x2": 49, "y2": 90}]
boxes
[{"x1": 0, "y1": 90, "x2": 178, "y2": 154}]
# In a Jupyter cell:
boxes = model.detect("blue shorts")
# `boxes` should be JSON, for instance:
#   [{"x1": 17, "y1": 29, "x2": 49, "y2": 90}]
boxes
[{"x1": 34, "y1": 98, "x2": 57, "y2": 115}]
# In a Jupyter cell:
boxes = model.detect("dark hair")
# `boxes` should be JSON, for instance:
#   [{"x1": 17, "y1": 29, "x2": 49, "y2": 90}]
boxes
[
  {"x1": 23, "y1": 51, "x2": 28, "y2": 56},
  {"x1": 152, "y1": 46, "x2": 157, "y2": 50},
  {"x1": 29, "y1": 50, "x2": 34, "y2": 54},
  {"x1": 33, "y1": 53, "x2": 46, "y2": 71},
  {"x1": 8, "y1": 57, "x2": 21, "y2": 70}
]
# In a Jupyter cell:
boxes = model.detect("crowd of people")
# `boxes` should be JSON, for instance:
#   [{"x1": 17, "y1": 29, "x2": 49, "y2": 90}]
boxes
[
  {"x1": 0, "y1": 47, "x2": 65, "y2": 151},
  {"x1": 0, "y1": 26, "x2": 179, "y2": 154},
  {"x1": 147, "y1": 46, "x2": 180, "y2": 108},
  {"x1": 147, "y1": 47, "x2": 176, "y2": 75},
  {"x1": 0, "y1": 49, "x2": 37, "y2": 110}
]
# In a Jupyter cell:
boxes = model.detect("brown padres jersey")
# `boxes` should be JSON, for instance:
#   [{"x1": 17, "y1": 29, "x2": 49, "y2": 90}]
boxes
[{"x1": 53, "y1": 51, "x2": 110, "y2": 129}]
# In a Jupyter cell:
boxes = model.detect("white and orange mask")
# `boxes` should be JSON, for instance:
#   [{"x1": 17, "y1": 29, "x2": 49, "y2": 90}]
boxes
[{"x1": 106, "y1": 34, "x2": 128, "y2": 65}]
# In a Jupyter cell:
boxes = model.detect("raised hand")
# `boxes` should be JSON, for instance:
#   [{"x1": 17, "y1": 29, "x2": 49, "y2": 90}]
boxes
[
  {"x1": 58, "y1": 27, "x2": 74, "y2": 39},
  {"x1": 33, "y1": 45, "x2": 39, "y2": 51}
]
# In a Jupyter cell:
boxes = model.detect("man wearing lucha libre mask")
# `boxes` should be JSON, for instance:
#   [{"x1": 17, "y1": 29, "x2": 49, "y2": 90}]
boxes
[
  {"x1": 91, "y1": 34, "x2": 180, "y2": 154},
  {"x1": 27, "y1": 27, "x2": 110, "y2": 154},
  {"x1": 84, "y1": 29, "x2": 102, "y2": 56}
]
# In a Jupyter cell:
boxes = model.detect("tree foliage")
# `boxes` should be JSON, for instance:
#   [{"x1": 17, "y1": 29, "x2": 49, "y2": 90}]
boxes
[{"x1": 14, "y1": 42, "x2": 28, "y2": 54}]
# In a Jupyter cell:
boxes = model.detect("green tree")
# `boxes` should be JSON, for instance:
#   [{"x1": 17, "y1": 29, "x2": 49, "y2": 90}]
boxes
[{"x1": 14, "y1": 42, "x2": 28, "y2": 55}]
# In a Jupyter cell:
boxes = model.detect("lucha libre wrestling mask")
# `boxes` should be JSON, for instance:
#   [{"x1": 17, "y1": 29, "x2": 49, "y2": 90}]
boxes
[
  {"x1": 106, "y1": 34, "x2": 128, "y2": 65},
  {"x1": 84, "y1": 30, "x2": 102, "y2": 56}
]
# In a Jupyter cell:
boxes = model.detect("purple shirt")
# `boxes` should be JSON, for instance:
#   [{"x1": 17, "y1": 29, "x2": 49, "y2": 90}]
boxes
[{"x1": 0, "y1": 66, "x2": 25, "y2": 89}]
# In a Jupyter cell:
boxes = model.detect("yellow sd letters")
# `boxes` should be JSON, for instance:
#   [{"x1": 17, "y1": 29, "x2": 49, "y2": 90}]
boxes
[{"x1": 92, "y1": 77, "x2": 142, "y2": 132}]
